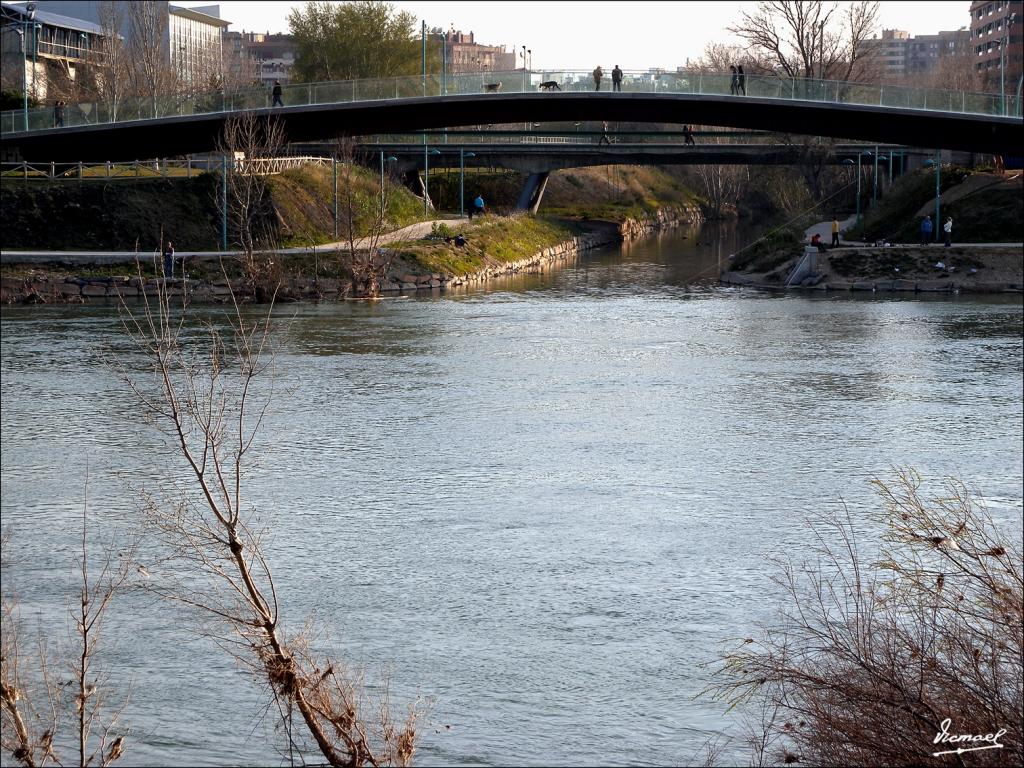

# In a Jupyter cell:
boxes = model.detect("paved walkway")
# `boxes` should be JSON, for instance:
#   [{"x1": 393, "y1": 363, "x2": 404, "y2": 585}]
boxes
[{"x1": 0, "y1": 216, "x2": 469, "y2": 265}]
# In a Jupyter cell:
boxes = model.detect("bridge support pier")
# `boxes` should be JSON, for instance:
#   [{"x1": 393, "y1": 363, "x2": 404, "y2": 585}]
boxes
[{"x1": 515, "y1": 171, "x2": 550, "y2": 214}]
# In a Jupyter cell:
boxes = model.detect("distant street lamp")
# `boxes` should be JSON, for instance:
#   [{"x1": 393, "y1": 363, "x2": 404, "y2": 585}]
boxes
[
  {"x1": 459, "y1": 149, "x2": 476, "y2": 217},
  {"x1": 872, "y1": 148, "x2": 888, "y2": 208},
  {"x1": 924, "y1": 154, "x2": 941, "y2": 242},
  {"x1": 854, "y1": 149, "x2": 871, "y2": 224},
  {"x1": 1001, "y1": 12, "x2": 1017, "y2": 115},
  {"x1": 23, "y1": 2, "x2": 37, "y2": 130}
]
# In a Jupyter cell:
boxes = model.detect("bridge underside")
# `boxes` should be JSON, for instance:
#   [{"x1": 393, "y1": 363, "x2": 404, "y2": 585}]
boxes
[
  {"x1": 360, "y1": 143, "x2": 925, "y2": 175},
  {"x1": 4, "y1": 92, "x2": 1021, "y2": 162}
]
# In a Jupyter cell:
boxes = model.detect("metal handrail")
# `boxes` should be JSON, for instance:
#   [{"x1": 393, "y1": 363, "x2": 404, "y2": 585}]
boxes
[
  {"x1": 0, "y1": 156, "x2": 334, "y2": 181},
  {"x1": 2, "y1": 69, "x2": 1019, "y2": 136}
]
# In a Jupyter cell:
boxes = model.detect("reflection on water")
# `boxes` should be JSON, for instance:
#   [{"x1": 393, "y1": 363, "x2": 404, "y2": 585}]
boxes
[{"x1": 2, "y1": 220, "x2": 1022, "y2": 766}]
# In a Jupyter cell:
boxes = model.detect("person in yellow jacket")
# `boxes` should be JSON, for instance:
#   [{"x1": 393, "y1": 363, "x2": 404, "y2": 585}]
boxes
[{"x1": 831, "y1": 217, "x2": 840, "y2": 248}]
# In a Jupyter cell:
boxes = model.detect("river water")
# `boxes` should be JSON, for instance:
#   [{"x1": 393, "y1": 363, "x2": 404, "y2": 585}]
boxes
[{"x1": 1, "y1": 223, "x2": 1022, "y2": 766}]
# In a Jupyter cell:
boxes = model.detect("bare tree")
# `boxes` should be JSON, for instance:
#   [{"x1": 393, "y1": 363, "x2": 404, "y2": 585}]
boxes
[
  {"x1": 126, "y1": 0, "x2": 178, "y2": 117},
  {"x1": 215, "y1": 112, "x2": 288, "y2": 297},
  {"x1": 116, "y1": 271, "x2": 420, "y2": 765},
  {"x1": 729, "y1": 1, "x2": 881, "y2": 82},
  {"x1": 1, "y1": 491, "x2": 134, "y2": 768},
  {"x1": 708, "y1": 468, "x2": 1023, "y2": 767},
  {"x1": 334, "y1": 137, "x2": 397, "y2": 298},
  {"x1": 86, "y1": 1, "x2": 131, "y2": 121}
]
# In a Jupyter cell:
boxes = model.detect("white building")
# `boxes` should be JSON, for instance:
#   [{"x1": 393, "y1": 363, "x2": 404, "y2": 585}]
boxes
[{"x1": 19, "y1": 1, "x2": 229, "y2": 86}]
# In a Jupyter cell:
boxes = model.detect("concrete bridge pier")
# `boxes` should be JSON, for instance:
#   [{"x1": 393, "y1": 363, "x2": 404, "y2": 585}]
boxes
[{"x1": 516, "y1": 171, "x2": 550, "y2": 214}]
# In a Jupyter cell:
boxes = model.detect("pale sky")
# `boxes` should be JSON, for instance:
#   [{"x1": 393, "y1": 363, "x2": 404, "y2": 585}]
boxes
[{"x1": 179, "y1": 1, "x2": 973, "y2": 70}]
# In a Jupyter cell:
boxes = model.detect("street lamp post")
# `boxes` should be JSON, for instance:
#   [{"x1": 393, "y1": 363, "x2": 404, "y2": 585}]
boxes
[
  {"x1": 872, "y1": 148, "x2": 888, "y2": 208},
  {"x1": 421, "y1": 20, "x2": 427, "y2": 97},
  {"x1": 1001, "y1": 12, "x2": 1017, "y2": 115},
  {"x1": 21, "y1": 2, "x2": 37, "y2": 130},
  {"x1": 855, "y1": 150, "x2": 871, "y2": 224},
  {"x1": 459, "y1": 149, "x2": 476, "y2": 217},
  {"x1": 925, "y1": 154, "x2": 941, "y2": 242}
]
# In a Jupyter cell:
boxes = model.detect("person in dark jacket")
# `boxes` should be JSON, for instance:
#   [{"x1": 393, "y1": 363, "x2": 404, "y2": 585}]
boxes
[
  {"x1": 729, "y1": 65, "x2": 739, "y2": 95},
  {"x1": 737, "y1": 65, "x2": 746, "y2": 95},
  {"x1": 272, "y1": 80, "x2": 284, "y2": 107},
  {"x1": 163, "y1": 241, "x2": 175, "y2": 279},
  {"x1": 611, "y1": 65, "x2": 623, "y2": 92}
]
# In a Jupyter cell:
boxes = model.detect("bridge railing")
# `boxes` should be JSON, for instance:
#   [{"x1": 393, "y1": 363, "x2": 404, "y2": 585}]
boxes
[{"x1": 2, "y1": 69, "x2": 1019, "y2": 136}]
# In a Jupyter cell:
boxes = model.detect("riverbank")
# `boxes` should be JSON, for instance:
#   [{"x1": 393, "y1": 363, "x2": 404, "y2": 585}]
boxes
[
  {"x1": 0, "y1": 204, "x2": 702, "y2": 305},
  {"x1": 720, "y1": 243, "x2": 1024, "y2": 293}
]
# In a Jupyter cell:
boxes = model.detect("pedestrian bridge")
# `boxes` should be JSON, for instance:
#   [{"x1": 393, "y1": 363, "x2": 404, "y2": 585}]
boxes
[{"x1": 2, "y1": 69, "x2": 1021, "y2": 162}]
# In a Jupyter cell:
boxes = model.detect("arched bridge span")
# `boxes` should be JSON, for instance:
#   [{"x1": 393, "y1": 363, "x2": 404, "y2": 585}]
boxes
[{"x1": 4, "y1": 92, "x2": 1021, "y2": 163}]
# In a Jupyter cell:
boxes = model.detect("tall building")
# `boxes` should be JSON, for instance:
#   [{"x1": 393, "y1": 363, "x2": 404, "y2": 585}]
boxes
[
  {"x1": 970, "y1": 0, "x2": 1023, "y2": 91},
  {"x1": 866, "y1": 27, "x2": 972, "y2": 83},
  {"x1": 22, "y1": 1, "x2": 229, "y2": 86}
]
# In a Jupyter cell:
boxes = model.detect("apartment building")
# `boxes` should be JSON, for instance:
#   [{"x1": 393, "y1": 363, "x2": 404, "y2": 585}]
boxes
[
  {"x1": 867, "y1": 27, "x2": 972, "y2": 82},
  {"x1": 445, "y1": 29, "x2": 515, "y2": 73},
  {"x1": 970, "y1": 0, "x2": 1022, "y2": 89}
]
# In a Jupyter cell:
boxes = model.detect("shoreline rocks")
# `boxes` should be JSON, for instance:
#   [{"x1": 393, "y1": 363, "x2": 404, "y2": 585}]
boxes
[{"x1": 1, "y1": 206, "x2": 703, "y2": 306}]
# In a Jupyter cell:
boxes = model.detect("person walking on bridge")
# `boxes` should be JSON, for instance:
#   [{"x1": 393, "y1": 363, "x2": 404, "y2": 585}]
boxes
[
  {"x1": 272, "y1": 80, "x2": 284, "y2": 107},
  {"x1": 737, "y1": 65, "x2": 746, "y2": 95},
  {"x1": 593, "y1": 65, "x2": 604, "y2": 91},
  {"x1": 729, "y1": 65, "x2": 739, "y2": 95},
  {"x1": 612, "y1": 65, "x2": 623, "y2": 92}
]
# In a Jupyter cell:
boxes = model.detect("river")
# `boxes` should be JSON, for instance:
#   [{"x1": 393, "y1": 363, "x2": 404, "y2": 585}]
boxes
[{"x1": 1, "y1": 222, "x2": 1022, "y2": 766}]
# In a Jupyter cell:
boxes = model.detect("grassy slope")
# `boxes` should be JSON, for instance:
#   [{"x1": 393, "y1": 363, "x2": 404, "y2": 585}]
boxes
[
  {"x1": 846, "y1": 168, "x2": 1023, "y2": 243},
  {"x1": 389, "y1": 214, "x2": 589, "y2": 276},
  {"x1": 1, "y1": 175, "x2": 220, "y2": 250}
]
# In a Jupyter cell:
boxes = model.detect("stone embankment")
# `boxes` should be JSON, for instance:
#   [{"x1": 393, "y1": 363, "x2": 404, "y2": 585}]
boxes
[{"x1": 1, "y1": 206, "x2": 701, "y2": 305}]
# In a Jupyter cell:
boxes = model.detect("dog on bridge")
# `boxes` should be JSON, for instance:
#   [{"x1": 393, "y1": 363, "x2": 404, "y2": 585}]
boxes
[
  {"x1": 483, "y1": 82, "x2": 502, "y2": 93},
  {"x1": 538, "y1": 81, "x2": 562, "y2": 91}
]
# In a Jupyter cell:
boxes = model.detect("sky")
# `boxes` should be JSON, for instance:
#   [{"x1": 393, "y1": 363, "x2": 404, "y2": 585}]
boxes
[{"x1": 179, "y1": 1, "x2": 974, "y2": 70}]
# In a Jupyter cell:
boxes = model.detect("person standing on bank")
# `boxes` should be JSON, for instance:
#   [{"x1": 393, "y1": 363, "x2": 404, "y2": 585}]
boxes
[
  {"x1": 612, "y1": 65, "x2": 623, "y2": 92},
  {"x1": 737, "y1": 65, "x2": 746, "y2": 95},
  {"x1": 920, "y1": 214, "x2": 933, "y2": 245},
  {"x1": 593, "y1": 65, "x2": 603, "y2": 91},
  {"x1": 272, "y1": 80, "x2": 284, "y2": 107},
  {"x1": 943, "y1": 216, "x2": 953, "y2": 247},
  {"x1": 831, "y1": 216, "x2": 840, "y2": 248},
  {"x1": 163, "y1": 241, "x2": 175, "y2": 279}
]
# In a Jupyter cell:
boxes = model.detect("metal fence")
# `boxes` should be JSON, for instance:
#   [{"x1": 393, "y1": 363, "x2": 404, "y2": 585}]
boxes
[
  {"x1": 3, "y1": 68, "x2": 1020, "y2": 136},
  {"x1": 0, "y1": 156, "x2": 333, "y2": 181}
]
